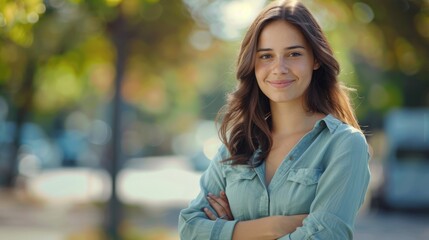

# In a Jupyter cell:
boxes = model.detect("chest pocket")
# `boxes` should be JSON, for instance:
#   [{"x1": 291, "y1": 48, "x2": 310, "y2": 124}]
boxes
[
  {"x1": 288, "y1": 168, "x2": 321, "y2": 185},
  {"x1": 284, "y1": 168, "x2": 322, "y2": 213}
]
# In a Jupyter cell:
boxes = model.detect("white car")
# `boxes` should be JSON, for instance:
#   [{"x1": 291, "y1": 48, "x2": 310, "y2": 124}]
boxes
[{"x1": 372, "y1": 108, "x2": 429, "y2": 210}]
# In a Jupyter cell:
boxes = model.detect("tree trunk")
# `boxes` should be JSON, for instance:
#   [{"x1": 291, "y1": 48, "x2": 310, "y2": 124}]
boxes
[
  {"x1": 5, "y1": 58, "x2": 36, "y2": 188},
  {"x1": 105, "y1": 9, "x2": 129, "y2": 240}
]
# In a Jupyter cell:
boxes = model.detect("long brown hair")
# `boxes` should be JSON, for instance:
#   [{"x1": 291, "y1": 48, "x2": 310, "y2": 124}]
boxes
[{"x1": 218, "y1": 0, "x2": 361, "y2": 166}]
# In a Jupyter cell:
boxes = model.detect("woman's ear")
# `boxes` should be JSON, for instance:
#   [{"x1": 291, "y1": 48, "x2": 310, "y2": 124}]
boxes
[{"x1": 313, "y1": 59, "x2": 320, "y2": 70}]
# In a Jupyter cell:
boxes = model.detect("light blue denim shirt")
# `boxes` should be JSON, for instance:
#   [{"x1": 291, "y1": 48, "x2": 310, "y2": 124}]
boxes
[{"x1": 178, "y1": 114, "x2": 370, "y2": 239}]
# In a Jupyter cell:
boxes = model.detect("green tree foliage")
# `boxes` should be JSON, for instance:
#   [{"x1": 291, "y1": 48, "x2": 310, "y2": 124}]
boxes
[
  {"x1": 1, "y1": 0, "x2": 428, "y2": 179},
  {"x1": 0, "y1": 0, "x2": 210, "y2": 187},
  {"x1": 328, "y1": 0, "x2": 429, "y2": 125}
]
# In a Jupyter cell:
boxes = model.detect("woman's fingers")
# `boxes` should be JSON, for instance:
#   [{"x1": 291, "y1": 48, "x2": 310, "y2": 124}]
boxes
[
  {"x1": 203, "y1": 207, "x2": 217, "y2": 220},
  {"x1": 206, "y1": 192, "x2": 233, "y2": 220},
  {"x1": 206, "y1": 194, "x2": 226, "y2": 218},
  {"x1": 208, "y1": 192, "x2": 229, "y2": 208},
  {"x1": 219, "y1": 191, "x2": 234, "y2": 219}
]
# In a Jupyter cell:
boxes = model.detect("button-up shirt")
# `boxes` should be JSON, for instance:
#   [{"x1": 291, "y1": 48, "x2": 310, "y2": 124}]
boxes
[{"x1": 178, "y1": 114, "x2": 370, "y2": 239}]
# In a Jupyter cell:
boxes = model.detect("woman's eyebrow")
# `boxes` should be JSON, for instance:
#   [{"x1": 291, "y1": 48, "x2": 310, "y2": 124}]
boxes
[
  {"x1": 256, "y1": 45, "x2": 305, "y2": 52},
  {"x1": 285, "y1": 45, "x2": 305, "y2": 50},
  {"x1": 256, "y1": 48, "x2": 272, "y2": 52}
]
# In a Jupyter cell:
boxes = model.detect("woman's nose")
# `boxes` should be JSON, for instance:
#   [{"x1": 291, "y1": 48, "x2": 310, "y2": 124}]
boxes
[{"x1": 273, "y1": 57, "x2": 289, "y2": 75}]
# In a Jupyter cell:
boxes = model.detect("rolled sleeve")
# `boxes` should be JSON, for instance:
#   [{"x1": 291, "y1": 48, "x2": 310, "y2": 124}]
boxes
[
  {"x1": 279, "y1": 131, "x2": 370, "y2": 240},
  {"x1": 178, "y1": 146, "x2": 238, "y2": 240},
  {"x1": 212, "y1": 219, "x2": 239, "y2": 240}
]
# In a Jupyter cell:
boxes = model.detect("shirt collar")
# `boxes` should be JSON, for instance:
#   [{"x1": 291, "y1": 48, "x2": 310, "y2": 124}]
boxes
[{"x1": 314, "y1": 114, "x2": 341, "y2": 134}]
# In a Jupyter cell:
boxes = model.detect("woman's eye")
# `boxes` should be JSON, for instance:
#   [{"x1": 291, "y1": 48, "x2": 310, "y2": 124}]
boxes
[
  {"x1": 290, "y1": 52, "x2": 302, "y2": 57},
  {"x1": 259, "y1": 54, "x2": 272, "y2": 60}
]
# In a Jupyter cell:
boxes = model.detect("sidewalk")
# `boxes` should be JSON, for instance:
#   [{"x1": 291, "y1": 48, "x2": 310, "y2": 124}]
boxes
[
  {"x1": 0, "y1": 188, "x2": 104, "y2": 240},
  {"x1": 0, "y1": 165, "x2": 192, "y2": 240}
]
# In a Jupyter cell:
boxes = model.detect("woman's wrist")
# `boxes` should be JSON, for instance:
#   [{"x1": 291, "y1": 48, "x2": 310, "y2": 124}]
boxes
[
  {"x1": 270, "y1": 216, "x2": 290, "y2": 238},
  {"x1": 231, "y1": 215, "x2": 307, "y2": 240},
  {"x1": 232, "y1": 217, "x2": 287, "y2": 240},
  {"x1": 270, "y1": 215, "x2": 307, "y2": 238}
]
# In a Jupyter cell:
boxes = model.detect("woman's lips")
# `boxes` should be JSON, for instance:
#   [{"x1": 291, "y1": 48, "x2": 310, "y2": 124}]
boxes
[{"x1": 267, "y1": 80, "x2": 295, "y2": 88}]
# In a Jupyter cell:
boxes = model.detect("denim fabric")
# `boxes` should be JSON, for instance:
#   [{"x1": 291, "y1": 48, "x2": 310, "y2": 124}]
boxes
[{"x1": 179, "y1": 114, "x2": 370, "y2": 240}]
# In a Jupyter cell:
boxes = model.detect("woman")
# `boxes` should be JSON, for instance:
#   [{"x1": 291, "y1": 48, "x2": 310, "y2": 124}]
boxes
[{"x1": 179, "y1": 0, "x2": 370, "y2": 239}]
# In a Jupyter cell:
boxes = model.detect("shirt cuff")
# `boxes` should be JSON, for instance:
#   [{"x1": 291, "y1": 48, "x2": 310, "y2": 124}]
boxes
[{"x1": 211, "y1": 219, "x2": 239, "y2": 240}]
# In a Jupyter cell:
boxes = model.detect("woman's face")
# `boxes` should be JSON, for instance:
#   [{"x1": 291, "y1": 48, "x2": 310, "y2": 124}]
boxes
[{"x1": 254, "y1": 20, "x2": 319, "y2": 105}]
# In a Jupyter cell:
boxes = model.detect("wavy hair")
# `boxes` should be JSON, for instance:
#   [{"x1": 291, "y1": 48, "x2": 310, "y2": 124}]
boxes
[{"x1": 218, "y1": 0, "x2": 361, "y2": 166}]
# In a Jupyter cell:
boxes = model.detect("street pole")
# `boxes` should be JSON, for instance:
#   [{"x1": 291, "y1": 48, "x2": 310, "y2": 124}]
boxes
[{"x1": 106, "y1": 9, "x2": 128, "y2": 240}]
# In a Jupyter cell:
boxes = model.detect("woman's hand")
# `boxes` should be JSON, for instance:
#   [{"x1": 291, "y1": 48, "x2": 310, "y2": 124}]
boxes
[
  {"x1": 203, "y1": 191, "x2": 308, "y2": 239},
  {"x1": 204, "y1": 191, "x2": 234, "y2": 221}
]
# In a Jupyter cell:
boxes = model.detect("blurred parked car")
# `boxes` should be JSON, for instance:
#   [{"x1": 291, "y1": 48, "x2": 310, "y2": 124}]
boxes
[{"x1": 372, "y1": 108, "x2": 429, "y2": 210}]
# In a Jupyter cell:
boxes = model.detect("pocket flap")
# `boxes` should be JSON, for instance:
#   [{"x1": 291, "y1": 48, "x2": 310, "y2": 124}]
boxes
[
  {"x1": 287, "y1": 168, "x2": 322, "y2": 185},
  {"x1": 239, "y1": 170, "x2": 257, "y2": 180}
]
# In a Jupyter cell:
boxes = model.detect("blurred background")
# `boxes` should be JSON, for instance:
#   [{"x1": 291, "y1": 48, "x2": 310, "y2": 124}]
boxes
[{"x1": 0, "y1": 0, "x2": 428, "y2": 239}]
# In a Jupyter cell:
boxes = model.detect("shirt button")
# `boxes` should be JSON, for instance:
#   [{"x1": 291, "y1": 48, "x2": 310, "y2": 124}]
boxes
[{"x1": 289, "y1": 156, "x2": 294, "y2": 161}]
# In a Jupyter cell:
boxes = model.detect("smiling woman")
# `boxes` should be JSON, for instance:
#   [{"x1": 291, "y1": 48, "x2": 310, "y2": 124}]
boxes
[{"x1": 179, "y1": 1, "x2": 370, "y2": 239}]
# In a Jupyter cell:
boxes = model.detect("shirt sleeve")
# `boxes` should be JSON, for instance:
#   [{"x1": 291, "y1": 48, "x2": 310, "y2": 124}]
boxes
[
  {"x1": 279, "y1": 131, "x2": 371, "y2": 240},
  {"x1": 178, "y1": 146, "x2": 239, "y2": 240}
]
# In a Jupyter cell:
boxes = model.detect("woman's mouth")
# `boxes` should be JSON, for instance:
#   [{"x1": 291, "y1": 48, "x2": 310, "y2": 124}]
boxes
[{"x1": 267, "y1": 80, "x2": 295, "y2": 88}]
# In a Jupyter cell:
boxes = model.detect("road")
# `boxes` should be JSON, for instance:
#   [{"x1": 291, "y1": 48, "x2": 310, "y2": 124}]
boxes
[
  {"x1": 1, "y1": 198, "x2": 429, "y2": 239},
  {"x1": 354, "y1": 210, "x2": 429, "y2": 240}
]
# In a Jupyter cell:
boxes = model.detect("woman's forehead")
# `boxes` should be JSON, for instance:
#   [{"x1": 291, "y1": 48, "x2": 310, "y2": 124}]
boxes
[{"x1": 257, "y1": 20, "x2": 309, "y2": 48}]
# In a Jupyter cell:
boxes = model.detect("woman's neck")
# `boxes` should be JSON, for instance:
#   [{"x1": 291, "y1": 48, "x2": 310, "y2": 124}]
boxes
[{"x1": 269, "y1": 101, "x2": 325, "y2": 136}]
